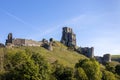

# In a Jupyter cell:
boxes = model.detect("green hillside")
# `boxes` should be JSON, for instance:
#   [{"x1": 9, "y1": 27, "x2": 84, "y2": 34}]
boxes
[
  {"x1": 111, "y1": 55, "x2": 120, "y2": 62},
  {"x1": 1, "y1": 41, "x2": 87, "y2": 68}
]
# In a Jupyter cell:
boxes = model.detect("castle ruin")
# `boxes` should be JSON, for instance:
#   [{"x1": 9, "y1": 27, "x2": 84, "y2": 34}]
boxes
[
  {"x1": 61, "y1": 27, "x2": 94, "y2": 58},
  {"x1": 41, "y1": 38, "x2": 53, "y2": 51},
  {"x1": 5, "y1": 33, "x2": 54, "y2": 51},
  {"x1": 77, "y1": 47, "x2": 94, "y2": 58},
  {"x1": 103, "y1": 54, "x2": 111, "y2": 62},
  {"x1": 5, "y1": 33, "x2": 42, "y2": 47},
  {"x1": 61, "y1": 27, "x2": 76, "y2": 47},
  {"x1": 95, "y1": 54, "x2": 111, "y2": 63}
]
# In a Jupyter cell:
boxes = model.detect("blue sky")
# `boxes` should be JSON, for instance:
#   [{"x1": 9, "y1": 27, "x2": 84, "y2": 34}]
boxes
[{"x1": 0, "y1": 0, "x2": 120, "y2": 56}]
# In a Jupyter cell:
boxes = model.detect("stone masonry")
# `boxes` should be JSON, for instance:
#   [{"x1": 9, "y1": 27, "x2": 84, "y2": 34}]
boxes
[
  {"x1": 61, "y1": 27, "x2": 94, "y2": 58},
  {"x1": 95, "y1": 54, "x2": 111, "y2": 63},
  {"x1": 61, "y1": 27, "x2": 76, "y2": 47},
  {"x1": 103, "y1": 54, "x2": 111, "y2": 62},
  {"x1": 5, "y1": 33, "x2": 42, "y2": 47},
  {"x1": 77, "y1": 47, "x2": 94, "y2": 58}
]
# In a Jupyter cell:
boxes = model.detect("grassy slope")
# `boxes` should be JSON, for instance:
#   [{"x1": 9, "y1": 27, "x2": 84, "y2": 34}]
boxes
[
  {"x1": 112, "y1": 55, "x2": 120, "y2": 59},
  {"x1": 2, "y1": 41, "x2": 87, "y2": 68},
  {"x1": 111, "y1": 55, "x2": 120, "y2": 61},
  {"x1": 111, "y1": 55, "x2": 120, "y2": 62}
]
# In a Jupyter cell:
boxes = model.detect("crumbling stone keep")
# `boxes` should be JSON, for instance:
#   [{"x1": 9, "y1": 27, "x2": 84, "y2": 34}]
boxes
[{"x1": 61, "y1": 27, "x2": 76, "y2": 47}]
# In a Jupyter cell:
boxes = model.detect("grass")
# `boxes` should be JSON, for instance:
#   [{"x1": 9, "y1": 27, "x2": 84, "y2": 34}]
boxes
[
  {"x1": 111, "y1": 55, "x2": 120, "y2": 62},
  {"x1": 112, "y1": 55, "x2": 120, "y2": 58}
]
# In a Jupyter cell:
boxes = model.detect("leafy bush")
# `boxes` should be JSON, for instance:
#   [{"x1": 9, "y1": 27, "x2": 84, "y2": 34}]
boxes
[
  {"x1": 115, "y1": 64, "x2": 120, "y2": 75},
  {"x1": 3, "y1": 49, "x2": 51, "y2": 80},
  {"x1": 75, "y1": 58, "x2": 102, "y2": 80},
  {"x1": 75, "y1": 67, "x2": 88, "y2": 80},
  {"x1": 102, "y1": 70, "x2": 116, "y2": 80},
  {"x1": 52, "y1": 61, "x2": 74, "y2": 80},
  {"x1": 105, "y1": 62, "x2": 115, "y2": 73}
]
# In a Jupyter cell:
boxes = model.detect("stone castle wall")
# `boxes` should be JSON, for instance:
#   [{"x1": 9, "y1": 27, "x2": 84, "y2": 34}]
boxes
[
  {"x1": 103, "y1": 54, "x2": 111, "y2": 62},
  {"x1": 77, "y1": 47, "x2": 94, "y2": 58},
  {"x1": 5, "y1": 33, "x2": 42, "y2": 47},
  {"x1": 25, "y1": 39, "x2": 42, "y2": 46},
  {"x1": 95, "y1": 54, "x2": 111, "y2": 63},
  {"x1": 13, "y1": 38, "x2": 25, "y2": 46}
]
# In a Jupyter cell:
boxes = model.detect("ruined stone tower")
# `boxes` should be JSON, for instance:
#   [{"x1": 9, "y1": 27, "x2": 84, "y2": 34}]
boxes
[
  {"x1": 61, "y1": 27, "x2": 76, "y2": 47},
  {"x1": 103, "y1": 54, "x2": 111, "y2": 62},
  {"x1": 5, "y1": 33, "x2": 13, "y2": 45}
]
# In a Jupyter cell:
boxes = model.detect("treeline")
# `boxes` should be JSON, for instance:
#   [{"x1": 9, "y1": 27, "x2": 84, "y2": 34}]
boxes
[{"x1": 0, "y1": 48, "x2": 120, "y2": 80}]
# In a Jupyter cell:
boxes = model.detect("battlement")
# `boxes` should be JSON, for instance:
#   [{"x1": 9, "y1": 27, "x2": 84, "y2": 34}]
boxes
[{"x1": 62, "y1": 27, "x2": 73, "y2": 33}]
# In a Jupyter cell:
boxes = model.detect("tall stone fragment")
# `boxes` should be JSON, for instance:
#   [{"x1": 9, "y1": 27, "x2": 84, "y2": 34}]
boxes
[
  {"x1": 5, "y1": 33, "x2": 13, "y2": 45},
  {"x1": 61, "y1": 27, "x2": 76, "y2": 47}
]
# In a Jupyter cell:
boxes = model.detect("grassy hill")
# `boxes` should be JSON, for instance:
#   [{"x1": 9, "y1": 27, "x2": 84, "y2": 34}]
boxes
[
  {"x1": 111, "y1": 55, "x2": 120, "y2": 63},
  {"x1": 1, "y1": 41, "x2": 87, "y2": 68}
]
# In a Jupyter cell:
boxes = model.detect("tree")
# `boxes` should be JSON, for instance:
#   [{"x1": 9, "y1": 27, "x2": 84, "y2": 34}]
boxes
[
  {"x1": 105, "y1": 62, "x2": 115, "y2": 73},
  {"x1": 102, "y1": 70, "x2": 116, "y2": 80},
  {"x1": 75, "y1": 67, "x2": 88, "y2": 80},
  {"x1": 4, "y1": 51, "x2": 40, "y2": 80},
  {"x1": 53, "y1": 62, "x2": 74, "y2": 80},
  {"x1": 75, "y1": 59, "x2": 102, "y2": 80},
  {"x1": 4, "y1": 50, "x2": 52, "y2": 80},
  {"x1": 115, "y1": 64, "x2": 120, "y2": 75},
  {"x1": 31, "y1": 52, "x2": 52, "y2": 80}
]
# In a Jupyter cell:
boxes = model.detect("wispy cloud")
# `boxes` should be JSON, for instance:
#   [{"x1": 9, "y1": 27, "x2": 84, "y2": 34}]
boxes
[
  {"x1": 32, "y1": 14, "x2": 87, "y2": 38},
  {"x1": 0, "y1": 8, "x2": 33, "y2": 26}
]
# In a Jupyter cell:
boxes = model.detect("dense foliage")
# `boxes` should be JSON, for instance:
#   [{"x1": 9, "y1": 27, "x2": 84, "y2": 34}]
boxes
[
  {"x1": 75, "y1": 59, "x2": 102, "y2": 80},
  {"x1": 102, "y1": 70, "x2": 116, "y2": 80},
  {"x1": 115, "y1": 64, "x2": 120, "y2": 75},
  {"x1": 2, "y1": 49, "x2": 51, "y2": 80}
]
